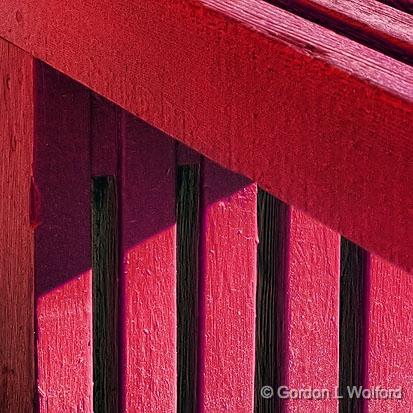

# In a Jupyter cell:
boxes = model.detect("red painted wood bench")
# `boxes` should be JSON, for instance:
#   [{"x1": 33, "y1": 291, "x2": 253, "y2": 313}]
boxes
[{"x1": 0, "y1": 0, "x2": 412, "y2": 412}]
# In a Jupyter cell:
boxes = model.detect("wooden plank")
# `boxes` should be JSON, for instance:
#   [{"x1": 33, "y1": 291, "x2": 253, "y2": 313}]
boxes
[
  {"x1": 119, "y1": 114, "x2": 176, "y2": 412},
  {"x1": 34, "y1": 62, "x2": 93, "y2": 412},
  {"x1": 339, "y1": 238, "x2": 368, "y2": 413},
  {"x1": 0, "y1": 38, "x2": 34, "y2": 412},
  {"x1": 176, "y1": 163, "x2": 200, "y2": 413},
  {"x1": 1, "y1": 0, "x2": 412, "y2": 271},
  {"x1": 269, "y1": 0, "x2": 413, "y2": 64},
  {"x1": 92, "y1": 176, "x2": 119, "y2": 413},
  {"x1": 254, "y1": 190, "x2": 289, "y2": 412},
  {"x1": 284, "y1": 208, "x2": 340, "y2": 412},
  {"x1": 366, "y1": 256, "x2": 413, "y2": 411},
  {"x1": 198, "y1": 160, "x2": 257, "y2": 412}
]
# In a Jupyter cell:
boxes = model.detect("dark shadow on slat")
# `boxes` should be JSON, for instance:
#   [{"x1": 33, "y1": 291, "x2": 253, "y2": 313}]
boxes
[
  {"x1": 339, "y1": 238, "x2": 368, "y2": 413},
  {"x1": 255, "y1": 189, "x2": 289, "y2": 413},
  {"x1": 92, "y1": 176, "x2": 119, "y2": 413},
  {"x1": 177, "y1": 165, "x2": 200, "y2": 413}
]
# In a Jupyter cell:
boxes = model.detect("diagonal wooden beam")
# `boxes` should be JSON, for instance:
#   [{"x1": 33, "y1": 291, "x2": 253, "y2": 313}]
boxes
[{"x1": 1, "y1": 0, "x2": 412, "y2": 271}]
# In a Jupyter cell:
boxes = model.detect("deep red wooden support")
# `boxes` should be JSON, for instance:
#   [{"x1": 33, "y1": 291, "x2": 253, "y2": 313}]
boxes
[
  {"x1": 1, "y1": 0, "x2": 411, "y2": 272},
  {"x1": 285, "y1": 208, "x2": 340, "y2": 412},
  {"x1": 120, "y1": 115, "x2": 177, "y2": 412},
  {"x1": 34, "y1": 63, "x2": 93, "y2": 411},
  {"x1": 198, "y1": 160, "x2": 257, "y2": 412},
  {"x1": 0, "y1": 39, "x2": 34, "y2": 413},
  {"x1": 367, "y1": 256, "x2": 413, "y2": 412}
]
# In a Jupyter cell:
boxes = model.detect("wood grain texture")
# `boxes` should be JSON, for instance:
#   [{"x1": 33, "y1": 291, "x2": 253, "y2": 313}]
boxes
[
  {"x1": 119, "y1": 114, "x2": 176, "y2": 412},
  {"x1": 285, "y1": 208, "x2": 340, "y2": 412},
  {"x1": 92, "y1": 177, "x2": 119, "y2": 413},
  {"x1": 198, "y1": 160, "x2": 257, "y2": 412},
  {"x1": 339, "y1": 238, "x2": 368, "y2": 413},
  {"x1": 34, "y1": 62, "x2": 93, "y2": 412},
  {"x1": 1, "y1": 0, "x2": 412, "y2": 271},
  {"x1": 379, "y1": 0, "x2": 413, "y2": 14},
  {"x1": 0, "y1": 39, "x2": 34, "y2": 413},
  {"x1": 176, "y1": 164, "x2": 200, "y2": 413},
  {"x1": 366, "y1": 256, "x2": 413, "y2": 411},
  {"x1": 255, "y1": 190, "x2": 289, "y2": 413},
  {"x1": 269, "y1": 0, "x2": 413, "y2": 64}
]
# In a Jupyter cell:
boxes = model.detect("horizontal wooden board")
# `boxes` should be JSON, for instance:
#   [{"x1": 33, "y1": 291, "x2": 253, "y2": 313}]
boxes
[{"x1": 0, "y1": 0, "x2": 412, "y2": 271}]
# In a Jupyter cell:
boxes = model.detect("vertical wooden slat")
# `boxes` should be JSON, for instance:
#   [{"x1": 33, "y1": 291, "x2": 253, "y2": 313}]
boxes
[
  {"x1": 197, "y1": 159, "x2": 257, "y2": 413},
  {"x1": 255, "y1": 190, "x2": 288, "y2": 413},
  {"x1": 119, "y1": 115, "x2": 176, "y2": 412},
  {"x1": 34, "y1": 63, "x2": 93, "y2": 411},
  {"x1": 367, "y1": 256, "x2": 413, "y2": 411},
  {"x1": 176, "y1": 160, "x2": 200, "y2": 413},
  {"x1": 92, "y1": 177, "x2": 119, "y2": 413},
  {"x1": 0, "y1": 39, "x2": 34, "y2": 412},
  {"x1": 285, "y1": 208, "x2": 340, "y2": 412},
  {"x1": 339, "y1": 238, "x2": 367, "y2": 413}
]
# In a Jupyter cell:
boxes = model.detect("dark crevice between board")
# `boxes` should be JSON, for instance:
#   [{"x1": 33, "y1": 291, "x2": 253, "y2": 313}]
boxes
[
  {"x1": 378, "y1": 0, "x2": 413, "y2": 15},
  {"x1": 266, "y1": 0, "x2": 413, "y2": 65},
  {"x1": 92, "y1": 176, "x2": 119, "y2": 413},
  {"x1": 339, "y1": 238, "x2": 368, "y2": 413},
  {"x1": 255, "y1": 190, "x2": 289, "y2": 413},
  {"x1": 177, "y1": 165, "x2": 200, "y2": 413}
]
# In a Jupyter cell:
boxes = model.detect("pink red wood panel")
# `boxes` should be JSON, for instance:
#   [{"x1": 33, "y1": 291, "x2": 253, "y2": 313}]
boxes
[
  {"x1": 34, "y1": 62, "x2": 93, "y2": 411},
  {"x1": 367, "y1": 256, "x2": 413, "y2": 412},
  {"x1": 198, "y1": 160, "x2": 257, "y2": 412},
  {"x1": 284, "y1": 208, "x2": 340, "y2": 412},
  {"x1": 0, "y1": 38, "x2": 34, "y2": 412},
  {"x1": 119, "y1": 115, "x2": 177, "y2": 412},
  {"x1": 1, "y1": 0, "x2": 412, "y2": 272}
]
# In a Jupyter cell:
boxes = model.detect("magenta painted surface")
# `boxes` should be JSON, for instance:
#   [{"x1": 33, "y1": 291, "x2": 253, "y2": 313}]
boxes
[
  {"x1": 197, "y1": 159, "x2": 257, "y2": 412},
  {"x1": 119, "y1": 114, "x2": 177, "y2": 412},
  {"x1": 34, "y1": 63, "x2": 93, "y2": 411}
]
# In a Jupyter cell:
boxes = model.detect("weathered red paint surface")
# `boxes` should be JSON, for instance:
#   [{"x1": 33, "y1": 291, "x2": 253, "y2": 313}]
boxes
[
  {"x1": 198, "y1": 160, "x2": 257, "y2": 412},
  {"x1": 119, "y1": 115, "x2": 177, "y2": 412},
  {"x1": 366, "y1": 256, "x2": 413, "y2": 412},
  {"x1": 0, "y1": 38, "x2": 34, "y2": 413},
  {"x1": 0, "y1": 0, "x2": 411, "y2": 271},
  {"x1": 285, "y1": 208, "x2": 340, "y2": 412},
  {"x1": 34, "y1": 62, "x2": 93, "y2": 412}
]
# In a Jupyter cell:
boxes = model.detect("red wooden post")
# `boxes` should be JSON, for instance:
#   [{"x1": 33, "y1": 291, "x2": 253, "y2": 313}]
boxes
[
  {"x1": 367, "y1": 256, "x2": 413, "y2": 411},
  {"x1": 120, "y1": 115, "x2": 177, "y2": 412},
  {"x1": 285, "y1": 208, "x2": 340, "y2": 412},
  {"x1": 34, "y1": 63, "x2": 93, "y2": 411},
  {"x1": 0, "y1": 38, "x2": 35, "y2": 412},
  {"x1": 198, "y1": 160, "x2": 257, "y2": 412}
]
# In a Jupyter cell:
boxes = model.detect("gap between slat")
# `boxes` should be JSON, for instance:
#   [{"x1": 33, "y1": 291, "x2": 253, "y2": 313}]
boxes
[
  {"x1": 339, "y1": 238, "x2": 368, "y2": 413},
  {"x1": 176, "y1": 165, "x2": 201, "y2": 413},
  {"x1": 255, "y1": 189, "x2": 289, "y2": 413},
  {"x1": 92, "y1": 176, "x2": 119, "y2": 413}
]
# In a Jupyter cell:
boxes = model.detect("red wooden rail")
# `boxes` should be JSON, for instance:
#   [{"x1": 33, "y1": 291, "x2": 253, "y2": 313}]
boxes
[{"x1": 0, "y1": 0, "x2": 412, "y2": 411}]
